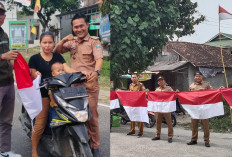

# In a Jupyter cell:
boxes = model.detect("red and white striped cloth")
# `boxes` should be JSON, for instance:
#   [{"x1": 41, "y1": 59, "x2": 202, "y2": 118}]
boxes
[
  {"x1": 219, "y1": 6, "x2": 232, "y2": 20},
  {"x1": 110, "y1": 91, "x2": 120, "y2": 109},
  {"x1": 220, "y1": 88, "x2": 232, "y2": 109},
  {"x1": 148, "y1": 91, "x2": 176, "y2": 112},
  {"x1": 177, "y1": 89, "x2": 224, "y2": 119},
  {"x1": 116, "y1": 91, "x2": 149, "y2": 123},
  {"x1": 14, "y1": 53, "x2": 42, "y2": 120}
]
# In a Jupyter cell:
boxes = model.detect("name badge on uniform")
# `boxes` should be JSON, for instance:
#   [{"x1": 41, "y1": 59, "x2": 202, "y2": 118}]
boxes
[{"x1": 96, "y1": 45, "x2": 101, "y2": 49}]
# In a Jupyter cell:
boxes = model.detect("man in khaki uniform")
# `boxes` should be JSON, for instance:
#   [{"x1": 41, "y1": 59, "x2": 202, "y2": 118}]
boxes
[
  {"x1": 127, "y1": 73, "x2": 146, "y2": 137},
  {"x1": 54, "y1": 14, "x2": 103, "y2": 156},
  {"x1": 152, "y1": 76, "x2": 174, "y2": 143},
  {"x1": 187, "y1": 71, "x2": 211, "y2": 147}
]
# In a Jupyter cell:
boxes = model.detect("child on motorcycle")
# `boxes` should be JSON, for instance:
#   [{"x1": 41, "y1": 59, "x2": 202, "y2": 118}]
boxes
[{"x1": 49, "y1": 62, "x2": 65, "y2": 107}]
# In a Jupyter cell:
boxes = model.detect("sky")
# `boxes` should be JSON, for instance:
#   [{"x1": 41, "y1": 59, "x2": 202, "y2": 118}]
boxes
[{"x1": 178, "y1": 0, "x2": 232, "y2": 44}]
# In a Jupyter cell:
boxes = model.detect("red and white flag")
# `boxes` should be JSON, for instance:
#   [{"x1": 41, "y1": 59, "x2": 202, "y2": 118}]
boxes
[
  {"x1": 219, "y1": 6, "x2": 232, "y2": 20},
  {"x1": 177, "y1": 89, "x2": 224, "y2": 119},
  {"x1": 148, "y1": 91, "x2": 176, "y2": 113},
  {"x1": 116, "y1": 91, "x2": 149, "y2": 123},
  {"x1": 220, "y1": 88, "x2": 232, "y2": 109},
  {"x1": 14, "y1": 53, "x2": 42, "y2": 120},
  {"x1": 14, "y1": 0, "x2": 31, "y2": 7},
  {"x1": 110, "y1": 91, "x2": 120, "y2": 109}
]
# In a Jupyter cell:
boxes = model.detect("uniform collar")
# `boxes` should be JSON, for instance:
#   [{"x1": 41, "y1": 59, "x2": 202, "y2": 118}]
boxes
[
  {"x1": 158, "y1": 85, "x2": 167, "y2": 89},
  {"x1": 76, "y1": 34, "x2": 90, "y2": 43},
  {"x1": 194, "y1": 81, "x2": 202, "y2": 85},
  {"x1": 132, "y1": 82, "x2": 140, "y2": 86}
]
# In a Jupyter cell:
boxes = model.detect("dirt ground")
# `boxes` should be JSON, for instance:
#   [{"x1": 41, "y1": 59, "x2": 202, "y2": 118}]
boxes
[{"x1": 99, "y1": 88, "x2": 110, "y2": 103}]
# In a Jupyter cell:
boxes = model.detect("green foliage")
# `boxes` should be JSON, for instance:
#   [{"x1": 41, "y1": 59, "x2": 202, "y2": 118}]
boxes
[
  {"x1": 7, "y1": 0, "x2": 81, "y2": 32},
  {"x1": 110, "y1": 0, "x2": 205, "y2": 79},
  {"x1": 99, "y1": 0, "x2": 110, "y2": 16},
  {"x1": 210, "y1": 100, "x2": 232, "y2": 132}
]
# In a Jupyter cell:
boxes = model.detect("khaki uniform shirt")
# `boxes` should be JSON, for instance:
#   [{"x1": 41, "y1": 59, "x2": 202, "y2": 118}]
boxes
[
  {"x1": 0, "y1": 27, "x2": 14, "y2": 87},
  {"x1": 155, "y1": 86, "x2": 173, "y2": 91},
  {"x1": 129, "y1": 82, "x2": 146, "y2": 91},
  {"x1": 189, "y1": 81, "x2": 211, "y2": 91},
  {"x1": 61, "y1": 34, "x2": 103, "y2": 72}
]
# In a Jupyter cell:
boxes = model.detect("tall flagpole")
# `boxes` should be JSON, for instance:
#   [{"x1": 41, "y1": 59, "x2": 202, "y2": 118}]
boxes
[
  {"x1": 218, "y1": 22, "x2": 229, "y2": 88},
  {"x1": 219, "y1": 11, "x2": 232, "y2": 123}
]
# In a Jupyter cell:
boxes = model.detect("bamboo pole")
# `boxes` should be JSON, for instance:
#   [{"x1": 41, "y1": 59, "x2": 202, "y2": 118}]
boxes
[{"x1": 219, "y1": 18, "x2": 232, "y2": 123}]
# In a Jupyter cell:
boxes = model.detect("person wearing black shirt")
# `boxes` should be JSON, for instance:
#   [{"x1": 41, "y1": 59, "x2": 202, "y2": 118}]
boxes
[{"x1": 28, "y1": 32, "x2": 76, "y2": 157}]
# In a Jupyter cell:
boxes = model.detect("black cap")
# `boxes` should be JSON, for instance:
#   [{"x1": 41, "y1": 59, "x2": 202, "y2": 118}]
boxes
[
  {"x1": 0, "y1": 2, "x2": 6, "y2": 12},
  {"x1": 157, "y1": 76, "x2": 164, "y2": 82},
  {"x1": 194, "y1": 71, "x2": 203, "y2": 76}
]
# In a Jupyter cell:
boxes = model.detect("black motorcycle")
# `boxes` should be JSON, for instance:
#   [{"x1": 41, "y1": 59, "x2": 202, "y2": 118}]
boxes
[
  {"x1": 144, "y1": 111, "x2": 177, "y2": 128},
  {"x1": 19, "y1": 72, "x2": 93, "y2": 157}
]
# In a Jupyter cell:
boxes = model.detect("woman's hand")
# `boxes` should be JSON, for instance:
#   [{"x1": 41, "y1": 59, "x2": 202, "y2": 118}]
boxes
[{"x1": 34, "y1": 71, "x2": 42, "y2": 77}]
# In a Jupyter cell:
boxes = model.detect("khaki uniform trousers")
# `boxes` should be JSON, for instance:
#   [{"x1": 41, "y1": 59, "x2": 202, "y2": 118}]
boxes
[
  {"x1": 75, "y1": 76, "x2": 100, "y2": 149},
  {"x1": 191, "y1": 119, "x2": 210, "y2": 142},
  {"x1": 86, "y1": 90, "x2": 100, "y2": 149},
  {"x1": 155, "y1": 112, "x2": 173, "y2": 138},
  {"x1": 129, "y1": 122, "x2": 144, "y2": 134}
]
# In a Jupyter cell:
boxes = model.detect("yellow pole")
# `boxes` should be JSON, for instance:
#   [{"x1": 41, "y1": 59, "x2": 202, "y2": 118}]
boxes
[{"x1": 219, "y1": 19, "x2": 232, "y2": 123}]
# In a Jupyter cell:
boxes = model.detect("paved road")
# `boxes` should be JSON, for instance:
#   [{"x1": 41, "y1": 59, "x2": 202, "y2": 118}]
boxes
[
  {"x1": 111, "y1": 123, "x2": 232, "y2": 157},
  {"x1": 11, "y1": 91, "x2": 110, "y2": 157}
]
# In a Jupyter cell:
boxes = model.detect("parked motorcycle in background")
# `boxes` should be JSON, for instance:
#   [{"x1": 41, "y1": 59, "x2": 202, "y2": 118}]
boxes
[{"x1": 111, "y1": 98, "x2": 185, "y2": 129}]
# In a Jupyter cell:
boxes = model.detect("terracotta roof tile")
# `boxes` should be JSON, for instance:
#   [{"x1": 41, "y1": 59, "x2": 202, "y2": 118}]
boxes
[{"x1": 166, "y1": 41, "x2": 232, "y2": 67}]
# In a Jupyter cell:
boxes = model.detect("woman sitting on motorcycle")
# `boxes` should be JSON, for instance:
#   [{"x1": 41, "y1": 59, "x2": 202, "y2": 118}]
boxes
[{"x1": 28, "y1": 32, "x2": 76, "y2": 157}]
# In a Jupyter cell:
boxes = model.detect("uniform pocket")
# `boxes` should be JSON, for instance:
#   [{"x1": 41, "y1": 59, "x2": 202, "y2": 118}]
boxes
[{"x1": 81, "y1": 47, "x2": 93, "y2": 63}]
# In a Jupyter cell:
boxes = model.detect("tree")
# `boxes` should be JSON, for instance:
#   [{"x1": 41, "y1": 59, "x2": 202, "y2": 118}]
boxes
[
  {"x1": 99, "y1": 0, "x2": 110, "y2": 16},
  {"x1": 110, "y1": 0, "x2": 205, "y2": 78},
  {"x1": 7, "y1": 0, "x2": 81, "y2": 32}
]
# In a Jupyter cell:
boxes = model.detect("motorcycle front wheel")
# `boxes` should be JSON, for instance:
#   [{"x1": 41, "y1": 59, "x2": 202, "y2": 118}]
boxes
[
  {"x1": 144, "y1": 114, "x2": 156, "y2": 128},
  {"x1": 69, "y1": 137, "x2": 92, "y2": 157},
  {"x1": 171, "y1": 115, "x2": 177, "y2": 127},
  {"x1": 121, "y1": 117, "x2": 128, "y2": 125}
]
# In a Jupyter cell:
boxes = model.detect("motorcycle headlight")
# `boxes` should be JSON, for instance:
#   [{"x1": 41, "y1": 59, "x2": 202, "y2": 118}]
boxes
[
  {"x1": 70, "y1": 110, "x2": 88, "y2": 122},
  {"x1": 54, "y1": 95, "x2": 88, "y2": 122}
]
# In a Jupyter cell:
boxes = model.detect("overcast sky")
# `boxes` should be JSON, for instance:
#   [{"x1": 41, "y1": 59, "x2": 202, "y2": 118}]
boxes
[{"x1": 178, "y1": 0, "x2": 232, "y2": 43}]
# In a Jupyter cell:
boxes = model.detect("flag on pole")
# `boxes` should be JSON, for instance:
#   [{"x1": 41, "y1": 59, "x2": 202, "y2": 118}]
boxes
[
  {"x1": 219, "y1": 6, "x2": 232, "y2": 20},
  {"x1": 177, "y1": 89, "x2": 224, "y2": 119},
  {"x1": 220, "y1": 88, "x2": 232, "y2": 109},
  {"x1": 14, "y1": 0, "x2": 31, "y2": 7},
  {"x1": 14, "y1": 53, "x2": 42, "y2": 120},
  {"x1": 34, "y1": 0, "x2": 41, "y2": 13},
  {"x1": 110, "y1": 91, "x2": 120, "y2": 110},
  {"x1": 30, "y1": 20, "x2": 37, "y2": 35},
  {"x1": 148, "y1": 91, "x2": 176, "y2": 113},
  {"x1": 116, "y1": 91, "x2": 149, "y2": 123}
]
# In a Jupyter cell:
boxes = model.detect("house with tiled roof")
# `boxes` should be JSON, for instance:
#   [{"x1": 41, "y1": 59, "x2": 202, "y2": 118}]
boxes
[
  {"x1": 205, "y1": 33, "x2": 232, "y2": 50},
  {"x1": 146, "y1": 41, "x2": 232, "y2": 91}
]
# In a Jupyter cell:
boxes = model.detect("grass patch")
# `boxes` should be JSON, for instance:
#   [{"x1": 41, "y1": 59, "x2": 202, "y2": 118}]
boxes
[
  {"x1": 210, "y1": 100, "x2": 232, "y2": 132},
  {"x1": 19, "y1": 46, "x2": 110, "y2": 89}
]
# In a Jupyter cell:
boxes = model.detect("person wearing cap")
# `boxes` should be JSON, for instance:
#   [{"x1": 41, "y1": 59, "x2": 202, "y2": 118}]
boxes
[
  {"x1": 152, "y1": 76, "x2": 174, "y2": 143},
  {"x1": 187, "y1": 71, "x2": 211, "y2": 147},
  {"x1": 0, "y1": 2, "x2": 21, "y2": 157},
  {"x1": 54, "y1": 13, "x2": 103, "y2": 157},
  {"x1": 127, "y1": 73, "x2": 147, "y2": 138}
]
